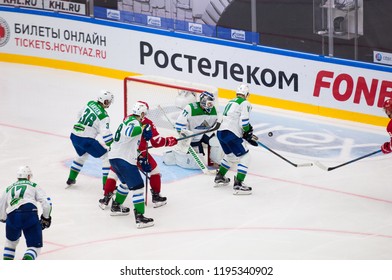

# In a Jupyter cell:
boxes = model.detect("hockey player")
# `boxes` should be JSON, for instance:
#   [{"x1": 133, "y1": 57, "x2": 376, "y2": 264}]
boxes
[
  {"x1": 66, "y1": 90, "x2": 114, "y2": 188},
  {"x1": 99, "y1": 101, "x2": 178, "y2": 209},
  {"x1": 0, "y1": 166, "x2": 52, "y2": 260},
  {"x1": 163, "y1": 91, "x2": 222, "y2": 169},
  {"x1": 381, "y1": 98, "x2": 392, "y2": 154},
  {"x1": 214, "y1": 84, "x2": 258, "y2": 195},
  {"x1": 107, "y1": 101, "x2": 155, "y2": 228}
]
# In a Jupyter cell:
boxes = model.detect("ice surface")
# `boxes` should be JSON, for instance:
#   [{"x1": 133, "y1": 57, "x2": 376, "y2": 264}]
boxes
[{"x1": 1, "y1": 62, "x2": 392, "y2": 260}]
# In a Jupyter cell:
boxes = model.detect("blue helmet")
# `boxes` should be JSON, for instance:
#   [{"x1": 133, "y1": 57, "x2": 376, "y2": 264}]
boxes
[{"x1": 200, "y1": 91, "x2": 215, "y2": 113}]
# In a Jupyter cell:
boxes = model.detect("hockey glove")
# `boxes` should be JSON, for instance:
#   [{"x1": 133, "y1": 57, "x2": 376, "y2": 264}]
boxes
[
  {"x1": 381, "y1": 141, "x2": 392, "y2": 154},
  {"x1": 165, "y1": 136, "x2": 178, "y2": 147},
  {"x1": 142, "y1": 124, "x2": 152, "y2": 141},
  {"x1": 138, "y1": 156, "x2": 152, "y2": 173},
  {"x1": 243, "y1": 129, "x2": 258, "y2": 147},
  {"x1": 0, "y1": 219, "x2": 6, "y2": 223},
  {"x1": 40, "y1": 215, "x2": 52, "y2": 230}
]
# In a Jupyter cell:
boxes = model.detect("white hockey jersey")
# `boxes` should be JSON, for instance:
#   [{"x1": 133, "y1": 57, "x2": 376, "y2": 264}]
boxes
[
  {"x1": 72, "y1": 100, "x2": 113, "y2": 146},
  {"x1": 175, "y1": 102, "x2": 218, "y2": 142},
  {"x1": 109, "y1": 115, "x2": 143, "y2": 165},
  {"x1": 0, "y1": 180, "x2": 52, "y2": 221},
  {"x1": 219, "y1": 97, "x2": 252, "y2": 137}
]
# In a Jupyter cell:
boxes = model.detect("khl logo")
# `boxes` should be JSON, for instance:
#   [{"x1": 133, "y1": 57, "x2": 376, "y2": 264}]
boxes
[
  {"x1": 231, "y1": 29, "x2": 245, "y2": 41},
  {"x1": 107, "y1": 10, "x2": 120, "y2": 20},
  {"x1": 147, "y1": 16, "x2": 161, "y2": 27},
  {"x1": 188, "y1": 23, "x2": 203, "y2": 34}
]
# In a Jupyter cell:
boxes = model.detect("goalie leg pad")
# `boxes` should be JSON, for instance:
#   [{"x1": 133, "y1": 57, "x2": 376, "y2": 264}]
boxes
[
  {"x1": 175, "y1": 130, "x2": 193, "y2": 153},
  {"x1": 163, "y1": 150, "x2": 203, "y2": 170},
  {"x1": 174, "y1": 150, "x2": 204, "y2": 170},
  {"x1": 163, "y1": 150, "x2": 176, "y2": 166},
  {"x1": 208, "y1": 135, "x2": 224, "y2": 164}
]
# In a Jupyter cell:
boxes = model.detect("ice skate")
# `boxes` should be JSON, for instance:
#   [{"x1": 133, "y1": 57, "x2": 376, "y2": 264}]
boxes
[
  {"x1": 134, "y1": 209, "x2": 154, "y2": 229},
  {"x1": 110, "y1": 201, "x2": 130, "y2": 216},
  {"x1": 151, "y1": 190, "x2": 167, "y2": 208},
  {"x1": 233, "y1": 176, "x2": 252, "y2": 195},
  {"x1": 98, "y1": 192, "x2": 113, "y2": 210},
  {"x1": 214, "y1": 170, "x2": 230, "y2": 187},
  {"x1": 65, "y1": 178, "x2": 76, "y2": 188}
]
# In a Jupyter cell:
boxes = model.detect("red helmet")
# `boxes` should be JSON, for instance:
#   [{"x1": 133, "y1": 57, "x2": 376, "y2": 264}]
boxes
[{"x1": 383, "y1": 99, "x2": 392, "y2": 112}]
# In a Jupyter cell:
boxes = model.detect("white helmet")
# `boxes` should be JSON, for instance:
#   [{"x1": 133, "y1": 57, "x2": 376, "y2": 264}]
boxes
[
  {"x1": 132, "y1": 101, "x2": 149, "y2": 117},
  {"x1": 236, "y1": 84, "x2": 250, "y2": 98},
  {"x1": 17, "y1": 165, "x2": 33, "y2": 179},
  {"x1": 175, "y1": 90, "x2": 196, "y2": 109},
  {"x1": 200, "y1": 91, "x2": 215, "y2": 113},
  {"x1": 98, "y1": 90, "x2": 114, "y2": 108}
]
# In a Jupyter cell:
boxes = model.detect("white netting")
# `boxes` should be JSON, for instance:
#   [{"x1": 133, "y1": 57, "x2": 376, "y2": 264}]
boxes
[{"x1": 124, "y1": 76, "x2": 218, "y2": 130}]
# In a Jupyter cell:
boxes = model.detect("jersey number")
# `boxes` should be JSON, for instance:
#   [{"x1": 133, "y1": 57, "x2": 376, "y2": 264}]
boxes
[
  {"x1": 114, "y1": 123, "x2": 123, "y2": 142},
  {"x1": 10, "y1": 185, "x2": 27, "y2": 206},
  {"x1": 222, "y1": 102, "x2": 233, "y2": 116},
  {"x1": 79, "y1": 108, "x2": 97, "y2": 127}
]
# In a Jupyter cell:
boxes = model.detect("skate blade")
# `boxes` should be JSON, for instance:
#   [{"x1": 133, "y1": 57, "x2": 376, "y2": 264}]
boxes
[
  {"x1": 98, "y1": 203, "x2": 108, "y2": 210},
  {"x1": 214, "y1": 182, "x2": 230, "y2": 188},
  {"x1": 110, "y1": 211, "x2": 130, "y2": 216},
  {"x1": 153, "y1": 201, "x2": 167, "y2": 208},
  {"x1": 233, "y1": 190, "x2": 252, "y2": 195},
  {"x1": 136, "y1": 222, "x2": 154, "y2": 229}
]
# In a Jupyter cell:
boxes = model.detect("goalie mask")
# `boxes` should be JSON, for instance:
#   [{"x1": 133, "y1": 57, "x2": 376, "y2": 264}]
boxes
[
  {"x1": 200, "y1": 91, "x2": 215, "y2": 113},
  {"x1": 236, "y1": 84, "x2": 250, "y2": 99},
  {"x1": 132, "y1": 101, "x2": 149, "y2": 119},
  {"x1": 17, "y1": 165, "x2": 33, "y2": 180},
  {"x1": 98, "y1": 90, "x2": 114, "y2": 108}
]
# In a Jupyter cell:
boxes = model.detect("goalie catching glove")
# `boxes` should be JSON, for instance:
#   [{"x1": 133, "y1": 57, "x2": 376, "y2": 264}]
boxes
[
  {"x1": 243, "y1": 125, "x2": 258, "y2": 146},
  {"x1": 40, "y1": 215, "x2": 52, "y2": 230}
]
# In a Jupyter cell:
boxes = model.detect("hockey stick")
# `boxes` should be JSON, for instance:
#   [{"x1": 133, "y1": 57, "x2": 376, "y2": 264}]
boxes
[
  {"x1": 144, "y1": 142, "x2": 149, "y2": 206},
  {"x1": 157, "y1": 105, "x2": 215, "y2": 175},
  {"x1": 257, "y1": 141, "x2": 313, "y2": 168},
  {"x1": 176, "y1": 122, "x2": 221, "y2": 142},
  {"x1": 314, "y1": 149, "x2": 382, "y2": 171}
]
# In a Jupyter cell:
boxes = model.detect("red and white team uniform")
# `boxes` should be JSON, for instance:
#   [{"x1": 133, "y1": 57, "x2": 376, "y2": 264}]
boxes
[{"x1": 381, "y1": 99, "x2": 392, "y2": 154}]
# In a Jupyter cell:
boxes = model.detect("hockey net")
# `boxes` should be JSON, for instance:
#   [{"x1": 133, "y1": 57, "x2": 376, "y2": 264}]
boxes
[{"x1": 123, "y1": 76, "x2": 218, "y2": 131}]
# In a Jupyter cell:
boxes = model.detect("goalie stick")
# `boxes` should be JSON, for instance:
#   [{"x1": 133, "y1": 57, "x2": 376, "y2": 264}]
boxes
[
  {"x1": 176, "y1": 122, "x2": 221, "y2": 142},
  {"x1": 314, "y1": 149, "x2": 382, "y2": 171},
  {"x1": 257, "y1": 141, "x2": 313, "y2": 168},
  {"x1": 157, "y1": 105, "x2": 216, "y2": 175}
]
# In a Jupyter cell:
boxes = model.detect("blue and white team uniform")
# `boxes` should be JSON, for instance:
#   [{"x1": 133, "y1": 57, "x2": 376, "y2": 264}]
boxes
[
  {"x1": 214, "y1": 84, "x2": 257, "y2": 195},
  {"x1": 66, "y1": 90, "x2": 114, "y2": 187},
  {"x1": 0, "y1": 166, "x2": 52, "y2": 260},
  {"x1": 108, "y1": 101, "x2": 154, "y2": 228}
]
